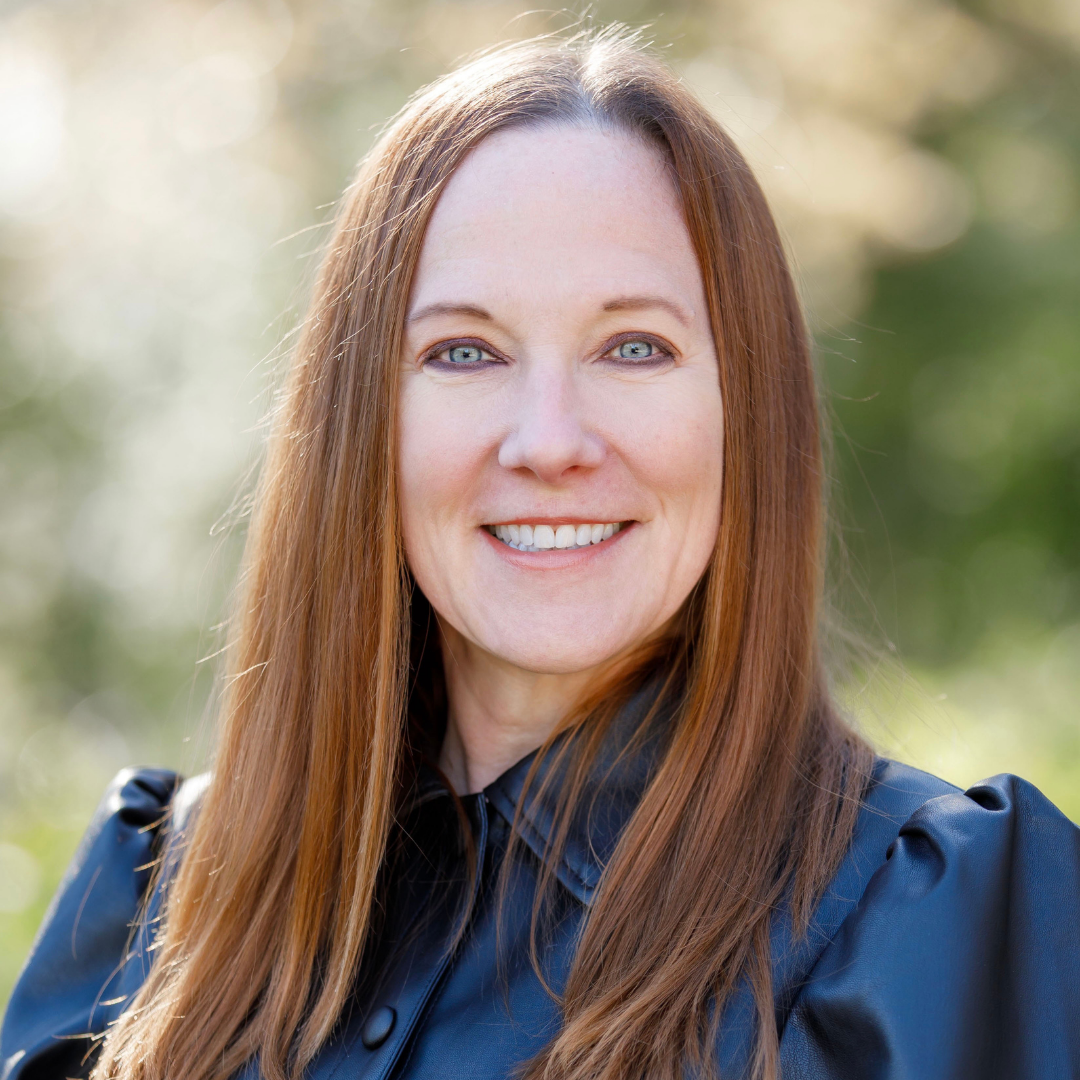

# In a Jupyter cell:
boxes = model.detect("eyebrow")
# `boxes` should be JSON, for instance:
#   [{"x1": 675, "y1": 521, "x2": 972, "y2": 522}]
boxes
[
  {"x1": 601, "y1": 295, "x2": 692, "y2": 327},
  {"x1": 406, "y1": 294, "x2": 693, "y2": 328},
  {"x1": 407, "y1": 302, "x2": 493, "y2": 325}
]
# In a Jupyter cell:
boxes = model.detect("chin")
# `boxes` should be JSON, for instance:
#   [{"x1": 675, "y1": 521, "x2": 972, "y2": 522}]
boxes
[{"x1": 480, "y1": 621, "x2": 645, "y2": 676}]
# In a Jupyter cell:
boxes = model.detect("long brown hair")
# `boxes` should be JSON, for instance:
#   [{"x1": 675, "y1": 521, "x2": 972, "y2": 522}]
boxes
[{"x1": 94, "y1": 28, "x2": 872, "y2": 1080}]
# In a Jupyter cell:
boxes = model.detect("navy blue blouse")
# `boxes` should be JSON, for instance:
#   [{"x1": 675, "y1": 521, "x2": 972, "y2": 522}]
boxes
[{"x1": 3, "y1": 692, "x2": 1080, "y2": 1079}]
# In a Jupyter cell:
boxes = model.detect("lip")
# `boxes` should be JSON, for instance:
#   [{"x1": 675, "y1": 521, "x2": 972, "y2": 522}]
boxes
[
  {"x1": 485, "y1": 518, "x2": 631, "y2": 527},
  {"x1": 481, "y1": 520, "x2": 636, "y2": 566}
]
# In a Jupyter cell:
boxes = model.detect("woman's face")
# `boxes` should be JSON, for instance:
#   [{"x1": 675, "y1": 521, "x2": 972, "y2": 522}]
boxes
[{"x1": 399, "y1": 124, "x2": 723, "y2": 676}]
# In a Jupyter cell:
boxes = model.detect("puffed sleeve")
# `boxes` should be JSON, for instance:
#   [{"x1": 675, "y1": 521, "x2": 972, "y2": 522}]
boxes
[
  {"x1": 0, "y1": 768, "x2": 180, "y2": 1080},
  {"x1": 779, "y1": 773, "x2": 1080, "y2": 1079}
]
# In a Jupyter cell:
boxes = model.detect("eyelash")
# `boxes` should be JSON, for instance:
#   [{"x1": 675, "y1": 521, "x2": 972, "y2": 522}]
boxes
[
  {"x1": 420, "y1": 333, "x2": 676, "y2": 370},
  {"x1": 421, "y1": 338, "x2": 504, "y2": 370},
  {"x1": 601, "y1": 334, "x2": 675, "y2": 366}
]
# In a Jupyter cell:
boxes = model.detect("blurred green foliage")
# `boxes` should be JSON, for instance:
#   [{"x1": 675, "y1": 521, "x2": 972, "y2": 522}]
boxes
[
  {"x1": 822, "y1": 16, "x2": 1079, "y2": 819},
  {"x1": 1, "y1": 0, "x2": 1077, "y2": 1008}
]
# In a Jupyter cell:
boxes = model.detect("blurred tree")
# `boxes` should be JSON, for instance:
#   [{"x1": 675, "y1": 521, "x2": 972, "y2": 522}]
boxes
[{"x1": 825, "y1": 9, "x2": 1080, "y2": 659}]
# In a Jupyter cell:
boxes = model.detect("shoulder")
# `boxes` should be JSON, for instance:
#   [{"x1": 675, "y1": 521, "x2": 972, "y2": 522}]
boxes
[
  {"x1": 849, "y1": 762, "x2": 1080, "y2": 928},
  {"x1": 771, "y1": 760, "x2": 957, "y2": 1003},
  {"x1": 778, "y1": 761, "x2": 1080, "y2": 1078},
  {"x1": 849, "y1": 757, "x2": 961, "y2": 865},
  {"x1": 0, "y1": 767, "x2": 208, "y2": 1080}
]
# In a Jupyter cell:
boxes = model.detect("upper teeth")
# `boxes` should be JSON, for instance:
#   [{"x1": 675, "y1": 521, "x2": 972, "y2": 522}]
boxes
[{"x1": 489, "y1": 522, "x2": 623, "y2": 551}]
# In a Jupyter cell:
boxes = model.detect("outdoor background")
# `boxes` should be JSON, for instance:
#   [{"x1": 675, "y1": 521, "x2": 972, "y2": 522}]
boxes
[{"x1": 1, "y1": 0, "x2": 1077, "y2": 1004}]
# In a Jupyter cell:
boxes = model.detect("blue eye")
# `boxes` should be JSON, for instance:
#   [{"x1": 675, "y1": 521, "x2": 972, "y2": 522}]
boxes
[
  {"x1": 447, "y1": 345, "x2": 486, "y2": 364},
  {"x1": 618, "y1": 340, "x2": 654, "y2": 359}
]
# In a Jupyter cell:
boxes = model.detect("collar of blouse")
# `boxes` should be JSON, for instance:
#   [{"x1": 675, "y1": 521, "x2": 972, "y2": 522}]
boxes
[{"x1": 408, "y1": 679, "x2": 675, "y2": 906}]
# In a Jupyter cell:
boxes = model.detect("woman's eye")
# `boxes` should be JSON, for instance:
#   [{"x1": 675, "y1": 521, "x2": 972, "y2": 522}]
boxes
[
  {"x1": 446, "y1": 344, "x2": 489, "y2": 364},
  {"x1": 606, "y1": 338, "x2": 671, "y2": 365},
  {"x1": 617, "y1": 340, "x2": 655, "y2": 360},
  {"x1": 422, "y1": 341, "x2": 503, "y2": 371}
]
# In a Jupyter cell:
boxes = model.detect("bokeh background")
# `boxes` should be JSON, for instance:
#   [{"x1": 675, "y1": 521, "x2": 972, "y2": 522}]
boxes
[{"x1": 1, "y1": 0, "x2": 1077, "y2": 1004}]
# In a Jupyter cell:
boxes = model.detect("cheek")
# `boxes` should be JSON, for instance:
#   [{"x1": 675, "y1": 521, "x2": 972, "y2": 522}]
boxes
[
  {"x1": 617, "y1": 377, "x2": 724, "y2": 534},
  {"x1": 397, "y1": 380, "x2": 491, "y2": 550},
  {"x1": 399, "y1": 388, "x2": 450, "y2": 545}
]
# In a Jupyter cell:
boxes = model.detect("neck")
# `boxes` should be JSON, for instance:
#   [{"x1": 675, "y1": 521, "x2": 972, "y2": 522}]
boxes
[{"x1": 437, "y1": 624, "x2": 599, "y2": 794}]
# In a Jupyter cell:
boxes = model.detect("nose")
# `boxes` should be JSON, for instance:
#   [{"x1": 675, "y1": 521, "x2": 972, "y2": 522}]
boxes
[{"x1": 497, "y1": 367, "x2": 605, "y2": 484}]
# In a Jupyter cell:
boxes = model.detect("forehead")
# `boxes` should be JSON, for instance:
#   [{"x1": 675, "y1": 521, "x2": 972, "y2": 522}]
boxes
[{"x1": 411, "y1": 123, "x2": 704, "y2": 313}]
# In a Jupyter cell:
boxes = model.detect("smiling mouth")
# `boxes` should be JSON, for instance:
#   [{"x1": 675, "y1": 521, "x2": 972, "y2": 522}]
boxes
[{"x1": 485, "y1": 521, "x2": 627, "y2": 552}]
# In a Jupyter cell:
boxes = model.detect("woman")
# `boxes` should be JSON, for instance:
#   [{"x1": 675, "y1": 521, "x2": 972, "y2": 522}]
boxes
[{"x1": 3, "y1": 30, "x2": 1078, "y2": 1080}]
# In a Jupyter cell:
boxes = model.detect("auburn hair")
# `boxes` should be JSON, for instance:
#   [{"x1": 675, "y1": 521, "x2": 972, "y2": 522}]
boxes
[{"x1": 94, "y1": 28, "x2": 872, "y2": 1080}]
